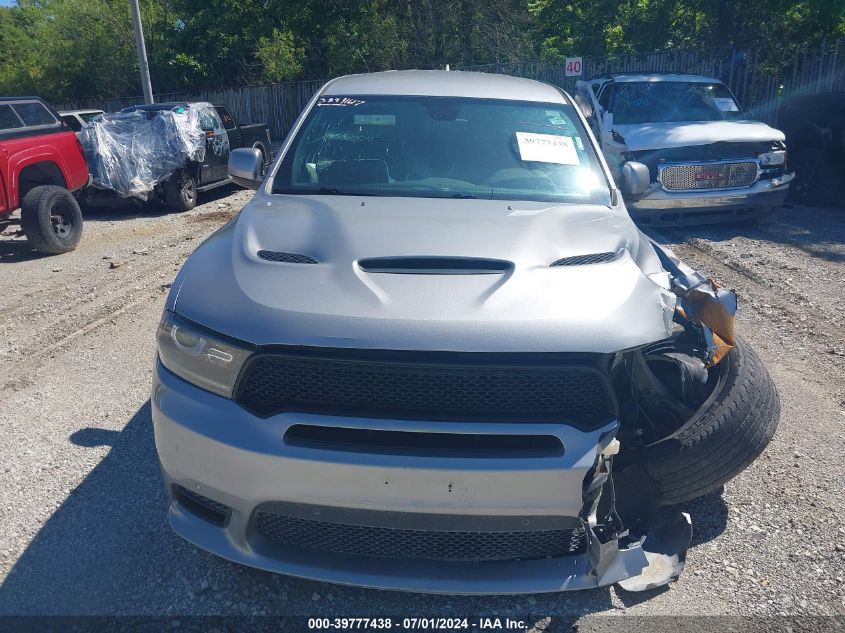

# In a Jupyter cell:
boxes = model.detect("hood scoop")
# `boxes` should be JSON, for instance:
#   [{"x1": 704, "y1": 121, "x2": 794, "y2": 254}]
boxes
[
  {"x1": 358, "y1": 257, "x2": 511, "y2": 275},
  {"x1": 551, "y1": 252, "x2": 618, "y2": 267},
  {"x1": 258, "y1": 250, "x2": 319, "y2": 264}
]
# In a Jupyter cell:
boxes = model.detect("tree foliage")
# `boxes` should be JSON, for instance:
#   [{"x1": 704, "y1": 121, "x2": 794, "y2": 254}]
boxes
[{"x1": 0, "y1": 0, "x2": 841, "y2": 103}]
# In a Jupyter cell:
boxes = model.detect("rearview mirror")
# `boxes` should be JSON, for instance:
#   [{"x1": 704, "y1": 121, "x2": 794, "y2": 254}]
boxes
[
  {"x1": 228, "y1": 148, "x2": 263, "y2": 190},
  {"x1": 621, "y1": 161, "x2": 650, "y2": 197}
]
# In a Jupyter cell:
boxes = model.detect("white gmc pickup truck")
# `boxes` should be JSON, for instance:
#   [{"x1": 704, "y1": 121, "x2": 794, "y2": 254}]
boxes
[{"x1": 576, "y1": 72, "x2": 794, "y2": 224}]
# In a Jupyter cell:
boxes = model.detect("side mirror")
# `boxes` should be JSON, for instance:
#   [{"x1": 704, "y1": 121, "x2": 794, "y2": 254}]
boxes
[
  {"x1": 228, "y1": 147, "x2": 263, "y2": 190},
  {"x1": 573, "y1": 94, "x2": 592, "y2": 119},
  {"x1": 602, "y1": 111, "x2": 614, "y2": 128},
  {"x1": 621, "y1": 161, "x2": 650, "y2": 196}
]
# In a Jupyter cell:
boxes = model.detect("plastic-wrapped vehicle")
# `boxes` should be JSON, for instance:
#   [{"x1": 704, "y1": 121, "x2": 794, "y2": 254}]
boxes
[
  {"x1": 152, "y1": 71, "x2": 779, "y2": 594},
  {"x1": 81, "y1": 102, "x2": 272, "y2": 211}
]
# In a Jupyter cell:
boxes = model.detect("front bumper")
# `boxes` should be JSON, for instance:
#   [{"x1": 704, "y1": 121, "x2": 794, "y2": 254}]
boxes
[
  {"x1": 152, "y1": 360, "x2": 689, "y2": 594},
  {"x1": 627, "y1": 173, "x2": 793, "y2": 225}
]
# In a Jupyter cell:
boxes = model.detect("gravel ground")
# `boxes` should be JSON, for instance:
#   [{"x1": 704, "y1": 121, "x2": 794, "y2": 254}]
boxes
[{"x1": 0, "y1": 192, "x2": 843, "y2": 626}]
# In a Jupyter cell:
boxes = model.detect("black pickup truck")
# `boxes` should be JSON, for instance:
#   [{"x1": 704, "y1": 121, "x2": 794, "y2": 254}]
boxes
[{"x1": 117, "y1": 102, "x2": 273, "y2": 210}]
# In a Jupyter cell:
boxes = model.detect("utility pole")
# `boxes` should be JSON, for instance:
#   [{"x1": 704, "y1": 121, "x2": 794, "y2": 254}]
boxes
[{"x1": 129, "y1": 0, "x2": 155, "y2": 104}]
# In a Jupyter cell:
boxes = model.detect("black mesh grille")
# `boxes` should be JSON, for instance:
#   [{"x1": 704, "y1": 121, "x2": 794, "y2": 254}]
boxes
[
  {"x1": 175, "y1": 486, "x2": 231, "y2": 526},
  {"x1": 550, "y1": 252, "x2": 618, "y2": 267},
  {"x1": 257, "y1": 250, "x2": 319, "y2": 264},
  {"x1": 254, "y1": 511, "x2": 588, "y2": 561},
  {"x1": 236, "y1": 352, "x2": 614, "y2": 425}
]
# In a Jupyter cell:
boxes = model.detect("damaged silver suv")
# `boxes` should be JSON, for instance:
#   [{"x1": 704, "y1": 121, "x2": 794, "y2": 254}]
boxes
[{"x1": 152, "y1": 70, "x2": 779, "y2": 594}]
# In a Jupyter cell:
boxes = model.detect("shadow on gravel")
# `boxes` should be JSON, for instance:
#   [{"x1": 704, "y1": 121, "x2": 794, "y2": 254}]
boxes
[
  {"x1": 0, "y1": 239, "x2": 45, "y2": 263},
  {"x1": 69, "y1": 427, "x2": 122, "y2": 448},
  {"x1": 643, "y1": 204, "x2": 845, "y2": 263},
  {"x1": 1, "y1": 400, "x2": 725, "y2": 616}
]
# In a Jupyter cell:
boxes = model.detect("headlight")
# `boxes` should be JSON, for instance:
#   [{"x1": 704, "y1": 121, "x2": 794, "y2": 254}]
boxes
[
  {"x1": 759, "y1": 150, "x2": 786, "y2": 166},
  {"x1": 156, "y1": 310, "x2": 251, "y2": 397}
]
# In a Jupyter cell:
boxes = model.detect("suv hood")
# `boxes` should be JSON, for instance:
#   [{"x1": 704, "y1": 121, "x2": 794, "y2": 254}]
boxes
[
  {"x1": 613, "y1": 120, "x2": 785, "y2": 152},
  {"x1": 171, "y1": 194, "x2": 676, "y2": 353}
]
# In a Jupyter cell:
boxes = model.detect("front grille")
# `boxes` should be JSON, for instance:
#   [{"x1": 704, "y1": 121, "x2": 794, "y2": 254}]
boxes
[
  {"x1": 254, "y1": 511, "x2": 588, "y2": 561},
  {"x1": 661, "y1": 162, "x2": 757, "y2": 190},
  {"x1": 175, "y1": 486, "x2": 231, "y2": 527},
  {"x1": 235, "y1": 351, "x2": 614, "y2": 425}
]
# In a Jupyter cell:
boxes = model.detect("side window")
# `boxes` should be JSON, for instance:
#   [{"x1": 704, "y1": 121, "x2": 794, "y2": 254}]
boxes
[
  {"x1": 13, "y1": 101, "x2": 56, "y2": 126},
  {"x1": 62, "y1": 115, "x2": 82, "y2": 132},
  {"x1": 199, "y1": 107, "x2": 224, "y2": 133},
  {"x1": 0, "y1": 105, "x2": 24, "y2": 130},
  {"x1": 597, "y1": 83, "x2": 613, "y2": 112},
  {"x1": 216, "y1": 107, "x2": 236, "y2": 130}
]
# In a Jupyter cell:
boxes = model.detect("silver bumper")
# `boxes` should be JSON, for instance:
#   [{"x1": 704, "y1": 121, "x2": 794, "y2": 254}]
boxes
[
  {"x1": 152, "y1": 361, "x2": 690, "y2": 594},
  {"x1": 626, "y1": 173, "x2": 793, "y2": 223}
]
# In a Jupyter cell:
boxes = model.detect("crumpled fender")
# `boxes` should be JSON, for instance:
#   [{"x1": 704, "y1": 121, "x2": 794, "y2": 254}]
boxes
[{"x1": 651, "y1": 241, "x2": 737, "y2": 365}]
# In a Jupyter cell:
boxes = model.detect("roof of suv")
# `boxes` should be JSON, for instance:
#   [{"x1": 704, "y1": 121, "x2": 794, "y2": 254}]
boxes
[{"x1": 323, "y1": 70, "x2": 567, "y2": 103}]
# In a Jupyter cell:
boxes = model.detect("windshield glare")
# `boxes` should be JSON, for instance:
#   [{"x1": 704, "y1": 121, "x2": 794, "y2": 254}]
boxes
[
  {"x1": 612, "y1": 81, "x2": 743, "y2": 124},
  {"x1": 272, "y1": 96, "x2": 611, "y2": 204}
]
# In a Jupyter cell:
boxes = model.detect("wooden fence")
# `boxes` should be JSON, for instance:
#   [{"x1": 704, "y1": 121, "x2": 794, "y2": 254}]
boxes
[
  {"x1": 58, "y1": 38, "x2": 844, "y2": 137},
  {"x1": 461, "y1": 38, "x2": 845, "y2": 125}
]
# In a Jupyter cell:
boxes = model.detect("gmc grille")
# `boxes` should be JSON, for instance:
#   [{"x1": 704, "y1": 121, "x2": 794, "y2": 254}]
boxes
[{"x1": 661, "y1": 162, "x2": 758, "y2": 190}]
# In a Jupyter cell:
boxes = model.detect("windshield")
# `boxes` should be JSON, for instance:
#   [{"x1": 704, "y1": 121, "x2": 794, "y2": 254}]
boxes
[
  {"x1": 612, "y1": 81, "x2": 743, "y2": 124},
  {"x1": 272, "y1": 96, "x2": 611, "y2": 204}
]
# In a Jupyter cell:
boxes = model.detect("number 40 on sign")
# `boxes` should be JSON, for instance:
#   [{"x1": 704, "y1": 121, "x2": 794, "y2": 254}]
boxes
[{"x1": 565, "y1": 57, "x2": 583, "y2": 77}]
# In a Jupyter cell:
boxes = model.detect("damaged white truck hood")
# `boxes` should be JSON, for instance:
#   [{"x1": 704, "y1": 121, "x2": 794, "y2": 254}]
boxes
[{"x1": 613, "y1": 120, "x2": 785, "y2": 152}]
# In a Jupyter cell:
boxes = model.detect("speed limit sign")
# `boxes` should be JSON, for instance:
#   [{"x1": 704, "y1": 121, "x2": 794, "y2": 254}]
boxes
[{"x1": 565, "y1": 57, "x2": 583, "y2": 77}]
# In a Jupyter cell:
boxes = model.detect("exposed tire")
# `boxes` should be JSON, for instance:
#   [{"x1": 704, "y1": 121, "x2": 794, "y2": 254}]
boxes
[
  {"x1": 20, "y1": 185, "x2": 84, "y2": 255},
  {"x1": 788, "y1": 148, "x2": 838, "y2": 207},
  {"x1": 164, "y1": 170, "x2": 197, "y2": 212},
  {"x1": 636, "y1": 337, "x2": 779, "y2": 505}
]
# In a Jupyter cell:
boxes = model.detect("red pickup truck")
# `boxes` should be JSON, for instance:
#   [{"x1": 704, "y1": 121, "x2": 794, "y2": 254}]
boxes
[{"x1": 0, "y1": 97, "x2": 89, "y2": 254}]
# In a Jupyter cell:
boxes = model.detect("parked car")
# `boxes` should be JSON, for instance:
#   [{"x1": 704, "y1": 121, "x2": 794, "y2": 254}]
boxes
[
  {"x1": 576, "y1": 72, "x2": 793, "y2": 224},
  {"x1": 59, "y1": 109, "x2": 104, "y2": 134},
  {"x1": 776, "y1": 92, "x2": 844, "y2": 207},
  {"x1": 0, "y1": 97, "x2": 88, "y2": 254},
  {"x1": 152, "y1": 71, "x2": 779, "y2": 594},
  {"x1": 117, "y1": 102, "x2": 273, "y2": 210}
]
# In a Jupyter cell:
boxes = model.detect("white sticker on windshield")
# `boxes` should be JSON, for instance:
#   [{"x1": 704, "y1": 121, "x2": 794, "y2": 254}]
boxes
[
  {"x1": 714, "y1": 97, "x2": 739, "y2": 112},
  {"x1": 353, "y1": 114, "x2": 396, "y2": 125},
  {"x1": 316, "y1": 97, "x2": 365, "y2": 107},
  {"x1": 516, "y1": 132, "x2": 580, "y2": 165}
]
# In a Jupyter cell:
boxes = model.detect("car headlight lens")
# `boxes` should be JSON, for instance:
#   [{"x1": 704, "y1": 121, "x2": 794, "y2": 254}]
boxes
[
  {"x1": 156, "y1": 310, "x2": 251, "y2": 397},
  {"x1": 759, "y1": 150, "x2": 786, "y2": 166}
]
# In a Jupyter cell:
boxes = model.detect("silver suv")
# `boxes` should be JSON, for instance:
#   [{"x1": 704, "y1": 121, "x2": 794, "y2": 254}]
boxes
[{"x1": 153, "y1": 70, "x2": 778, "y2": 594}]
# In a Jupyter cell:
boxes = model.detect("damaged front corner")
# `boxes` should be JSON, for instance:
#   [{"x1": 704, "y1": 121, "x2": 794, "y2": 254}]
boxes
[
  {"x1": 617, "y1": 513, "x2": 692, "y2": 592},
  {"x1": 578, "y1": 429, "x2": 693, "y2": 590},
  {"x1": 650, "y1": 241, "x2": 738, "y2": 365}
]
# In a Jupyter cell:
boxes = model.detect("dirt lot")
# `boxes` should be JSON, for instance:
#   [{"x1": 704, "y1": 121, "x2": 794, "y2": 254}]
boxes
[{"x1": 0, "y1": 189, "x2": 843, "y2": 625}]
